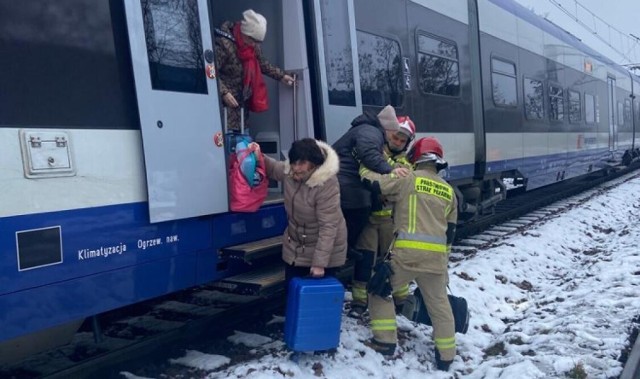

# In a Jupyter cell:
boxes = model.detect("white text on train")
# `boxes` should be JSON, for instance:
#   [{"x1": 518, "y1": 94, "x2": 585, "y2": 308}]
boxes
[
  {"x1": 78, "y1": 243, "x2": 127, "y2": 260},
  {"x1": 138, "y1": 238, "x2": 162, "y2": 250}
]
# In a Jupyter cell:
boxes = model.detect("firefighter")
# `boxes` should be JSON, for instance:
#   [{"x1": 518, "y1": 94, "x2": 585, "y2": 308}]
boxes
[
  {"x1": 360, "y1": 137, "x2": 458, "y2": 372},
  {"x1": 349, "y1": 116, "x2": 416, "y2": 318}
]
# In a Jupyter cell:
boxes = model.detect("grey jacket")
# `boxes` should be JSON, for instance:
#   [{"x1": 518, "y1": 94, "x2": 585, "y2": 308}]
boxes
[{"x1": 264, "y1": 141, "x2": 347, "y2": 268}]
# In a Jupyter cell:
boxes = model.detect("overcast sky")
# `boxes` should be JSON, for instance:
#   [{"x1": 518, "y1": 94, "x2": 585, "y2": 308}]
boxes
[{"x1": 512, "y1": 0, "x2": 640, "y2": 67}]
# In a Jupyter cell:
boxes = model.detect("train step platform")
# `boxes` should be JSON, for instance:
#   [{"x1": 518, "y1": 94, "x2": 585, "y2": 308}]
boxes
[
  {"x1": 212, "y1": 264, "x2": 285, "y2": 297},
  {"x1": 220, "y1": 235, "x2": 283, "y2": 263}
]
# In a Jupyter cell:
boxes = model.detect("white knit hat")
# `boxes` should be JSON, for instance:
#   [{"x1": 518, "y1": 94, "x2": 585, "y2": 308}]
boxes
[
  {"x1": 376, "y1": 105, "x2": 399, "y2": 131},
  {"x1": 240, "y1": 9, "x2": 267, "y2": 42}
]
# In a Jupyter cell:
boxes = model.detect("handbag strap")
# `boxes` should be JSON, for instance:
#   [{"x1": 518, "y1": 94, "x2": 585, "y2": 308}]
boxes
[{"x1": 236, "y1": 143, "x2": 257, "y2": 163}]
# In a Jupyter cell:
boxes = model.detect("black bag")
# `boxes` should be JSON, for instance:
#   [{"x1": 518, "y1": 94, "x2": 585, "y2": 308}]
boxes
[
  {"x1": 407, "y1": 287, "x2": 469, "y2": 334},
  {"x1": 367, "y1": 261, "x2": 394, "y2": 298}
]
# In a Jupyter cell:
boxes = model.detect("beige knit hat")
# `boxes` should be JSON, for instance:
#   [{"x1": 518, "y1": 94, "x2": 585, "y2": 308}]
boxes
[
  {"x1": 240, "y1": 9, "x2": 267, "y2": 41},
  {"x1": 376, "y1": 105, "x2": 400, "y2": 131}
]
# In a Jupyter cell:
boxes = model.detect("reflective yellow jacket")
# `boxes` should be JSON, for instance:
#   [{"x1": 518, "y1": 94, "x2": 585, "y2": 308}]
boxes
[{"x1": 360, "y1": 164, "x2": 457, "y2": 273}]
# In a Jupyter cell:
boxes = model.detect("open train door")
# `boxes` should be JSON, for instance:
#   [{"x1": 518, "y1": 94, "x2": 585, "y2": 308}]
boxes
[
  {"x1": 309, "y1": 0, "x2": 363, "y2": 144},
  {"x1": 124, "y1": 0, "x2": 227, "y2": 223}
]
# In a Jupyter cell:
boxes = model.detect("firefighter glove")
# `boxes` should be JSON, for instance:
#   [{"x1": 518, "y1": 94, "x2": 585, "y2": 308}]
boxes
[{"x1": 367, "y1": 260, "x2": 394, "y2": 297}]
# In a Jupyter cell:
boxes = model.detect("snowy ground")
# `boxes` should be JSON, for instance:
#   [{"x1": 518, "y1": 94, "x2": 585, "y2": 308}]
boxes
[{"x1": 122, "y1": 174, "x2": 640, "y2": 379}]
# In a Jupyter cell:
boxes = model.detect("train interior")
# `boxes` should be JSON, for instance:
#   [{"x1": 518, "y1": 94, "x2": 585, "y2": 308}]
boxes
[{"x1": 211, "y1": 0, "x2": 313, "y2": 202}]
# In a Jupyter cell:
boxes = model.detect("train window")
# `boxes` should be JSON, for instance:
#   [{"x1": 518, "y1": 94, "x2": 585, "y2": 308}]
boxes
[
  {"x1": 320, "y1": 0, "x2": 356, "y2": 106},
  {"x1": 617, "y1": 102, "x2": 624, "y2": 127},
  {"x1": 568, "y1": 90, "x2": 581, "y2": 123},
  {"x1": 624, "y1": 99, "x2": 632, "y2": 127},
  {"x1": 549, "y1": 85, "x2": 564, "y2": 121},
  {"x1": 416, "y1": 33, "x2": 460, "y2": 97},
  {"x1": 357, "y1": 31, "x2": 404, "y2": 106},
  {"x1": 0, "y1": 1, "x2": 138, "y2": 129},
  {"x1": 491, "y1": 58, "x2": 517, "y2": 107},
  {"x1": 523, "y1": 78, "x2": 544, "y2": 120},
  {"x1": 585, "y1": 93, "x2": 595, "y2": 124},
  {"x1": 141, "y1": 0, "x2": 207, "y2": 94}
]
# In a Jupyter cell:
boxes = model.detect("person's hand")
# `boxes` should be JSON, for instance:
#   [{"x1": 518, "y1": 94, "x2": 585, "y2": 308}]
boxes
[
  {"x1": 281, "y1": 74, "x2": 295, "y2": 86},
  {"x1": 392, "y1": 167, "x2": 410, "y2": 177},
  {"x1": 223, "y1": 92, "x2": 239, "y2": 108},
  {"x1": 248, "y1": 142, "x2": 261, "y2": 153},
  {"x1": 310, "y1": 266, "x2": 325, "y2": 278}
]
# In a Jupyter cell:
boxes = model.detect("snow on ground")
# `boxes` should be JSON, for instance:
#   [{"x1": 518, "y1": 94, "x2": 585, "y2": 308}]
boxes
[{"x1": 122, "y1": 175, "x2": 640, "y2": 378}]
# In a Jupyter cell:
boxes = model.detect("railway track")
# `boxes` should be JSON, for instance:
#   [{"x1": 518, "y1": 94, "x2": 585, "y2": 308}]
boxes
[{"x1": 2, "y1": 162, "x2": 639, "y2": 379}]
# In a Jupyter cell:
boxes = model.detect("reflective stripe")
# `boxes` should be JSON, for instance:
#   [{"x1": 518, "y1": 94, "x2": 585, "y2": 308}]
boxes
[
  {"x1": 414, "y1": 177, "x2": 453, "y2": 201},
  {"x1": 394, "y1": 239, "x2": 448, "y2": 253},
  {"x1": 372, "y1": 209, "x2": 392, "y2": 217},
  {"x1": 392, "y1": 284, "x2": 409, "y2": 297},
  {"x1": 435, "y1": 336, "x2": 456, "y2": 350},
  {"x1": 371, "y1": 319, "x2": 397, "y2": 331},
  {"x1": 359, "y1": 166, "x2": 370, "y2": 176},
  {"x1": 396, "y1": 231, "x2": 446, "y2": 245},
  {"x1": 352, "y1": 287, "x2": 367, "y2": 301},
  {"x1": 408, "y1": 194, "x2": 417, "y2": 233}
]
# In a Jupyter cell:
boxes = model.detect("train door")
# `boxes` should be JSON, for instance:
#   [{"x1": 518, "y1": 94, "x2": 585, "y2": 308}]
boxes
[
  {"x1": 309, "y1": 0, "x2": 363, "y2": 144},
  {"x1": 124, "y1": 0, "x2": 227, "y2": 223},
  {"x1": 607, "y1": 76, "x2": 618, "y2": 151}
]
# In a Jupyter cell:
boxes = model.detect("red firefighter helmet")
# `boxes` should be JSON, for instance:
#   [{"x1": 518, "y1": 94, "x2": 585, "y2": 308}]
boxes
[
  {"x1": 408, "y1": 137, "x2": 444, "y2": 164},
  {"x1": 396, "y1": 116, "x2": 416, "y2": 141}
]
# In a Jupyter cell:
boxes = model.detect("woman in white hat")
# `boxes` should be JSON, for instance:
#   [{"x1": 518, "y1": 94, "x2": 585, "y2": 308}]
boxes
[{"x1": 214, "y1": 10, "x2": 295, "y2": 131}]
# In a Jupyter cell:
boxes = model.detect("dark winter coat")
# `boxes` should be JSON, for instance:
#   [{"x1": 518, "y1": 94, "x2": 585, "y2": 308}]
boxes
[
  {"x1": 214, "y1": 21, "x2": 285, "y2": 101},
  {"x1": 264, "y1": 141, "x2": 347, "y2": 269},
  {"x1": 332, "y1": 112, "x2": 394, "y2": 209}
]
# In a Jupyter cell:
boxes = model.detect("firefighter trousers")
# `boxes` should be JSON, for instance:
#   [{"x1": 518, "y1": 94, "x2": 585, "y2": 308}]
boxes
[
  {"x1": 353, "y1": 217, "x2": 408, "y2": 308},
  {"x1": 368, "y1": 258, "x2": 456, "y2": 361}
]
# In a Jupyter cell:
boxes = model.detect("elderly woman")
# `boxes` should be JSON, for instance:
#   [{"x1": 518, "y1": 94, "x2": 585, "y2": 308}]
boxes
[{"x1": 261, "y1": 138, "x2": 347, "y2": 287}]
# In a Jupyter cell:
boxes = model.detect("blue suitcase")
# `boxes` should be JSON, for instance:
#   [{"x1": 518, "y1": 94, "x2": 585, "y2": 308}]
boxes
[{"x1": 284, "y1": 277, "x2": 345, "y2": 352}]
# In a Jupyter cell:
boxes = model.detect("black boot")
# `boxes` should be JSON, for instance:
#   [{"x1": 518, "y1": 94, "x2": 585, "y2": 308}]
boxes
[
  {"x1": 364, "y1": 339, "x2": 396, "y2": 357},
  {"x1": 435, "y1": 349, "x2": 453, "y2": 371}
]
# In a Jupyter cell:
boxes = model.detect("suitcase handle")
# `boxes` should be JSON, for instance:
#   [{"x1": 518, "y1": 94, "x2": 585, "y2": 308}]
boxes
[{"x1": 223, "y1": 106, "x2": 245, "y2": 134}]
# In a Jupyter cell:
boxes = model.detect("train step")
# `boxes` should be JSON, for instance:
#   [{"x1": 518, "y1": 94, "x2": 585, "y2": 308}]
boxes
[
  {"x1": 220, "y1": 236, "x2": 282, "y2": 262},
  {"x1": 211, "y1": 264, "x2": 285, "y2": 297}
]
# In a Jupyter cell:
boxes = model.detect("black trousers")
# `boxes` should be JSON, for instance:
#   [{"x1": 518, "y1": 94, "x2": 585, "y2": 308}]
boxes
[{"x1": 341, "y1": 207, "x2": 371, "y2": 248}]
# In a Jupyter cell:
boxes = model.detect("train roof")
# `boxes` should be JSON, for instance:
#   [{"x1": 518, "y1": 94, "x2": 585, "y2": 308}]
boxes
[{"x1": 490, "y1": 0, "x2": 631, "y2": 78}]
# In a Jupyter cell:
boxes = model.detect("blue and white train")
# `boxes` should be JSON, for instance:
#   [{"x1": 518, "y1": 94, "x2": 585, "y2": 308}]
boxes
[{"x1": 1, "y1": 0, "x2": 638, "y2": 361}]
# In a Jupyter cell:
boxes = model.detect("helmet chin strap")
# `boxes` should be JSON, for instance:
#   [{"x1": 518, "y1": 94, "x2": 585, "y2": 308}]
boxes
[{"x1": 386, "y1": 140, "x2": 410, "y2": 155}]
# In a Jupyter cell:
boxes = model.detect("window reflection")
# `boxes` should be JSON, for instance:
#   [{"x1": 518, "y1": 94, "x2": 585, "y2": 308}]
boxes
[
  {"x1": 585, "y1": 93, "x2": 595, "y2": 124},
  {"x1": 524, "y1": 78, "x2": 544, "y2": 120},
  {"x1": 357, "y1": 31, "x2": 404, "y2": 106},
  {"x1": 491, "y1": 58, "x2": 517, "y2": 106},
  {"x1": 549, "y1": 86, "x2": 564, "y2": 121},
  {"x1": 624, "y1": 99, "x2": 632, "y2": 129},
  {"x1": 141, "y1": 0, "x2": 207, "y2": 94},
  {"x1": 320, "y1": 0, "x2": 355, "y2": 106},
  {"x1": 417, "y1": 34, "x2": 459, "y2": 97},
  {"x1": 568, "y1": 90, "x2": 581, "y2": 123}
]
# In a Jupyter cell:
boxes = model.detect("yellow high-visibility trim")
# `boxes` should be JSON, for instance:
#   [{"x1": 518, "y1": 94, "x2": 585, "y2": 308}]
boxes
[
  {"x1": 352, "y1": 287, "x2": 367, "y2": 301},
  {"x1": 435, "y1": 336, "x2": 456, "y2": 349},
  {"x1": 408, "y1": 194, "x2": 417, "y2": 234},
  {"x1": 371, "y1": 319, "x2": 397, "y2": 331},
  {"x1": 392, "y1": 285, "x2": 409, "y2": 297},
  {"x1": 394, "y1": 239, "x2": 448, "y2": 253},
  {"x1": 372, "y1": 209, "x2": 392, "y2": 217},
  {"x1": 414, "y1": 177, "x2": 453, "y2": 201}
]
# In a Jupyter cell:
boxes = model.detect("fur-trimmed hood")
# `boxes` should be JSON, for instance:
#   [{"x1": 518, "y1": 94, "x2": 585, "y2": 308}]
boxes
[{"x1": 283, "y1": 140, "x2": 340, "y2": 188}]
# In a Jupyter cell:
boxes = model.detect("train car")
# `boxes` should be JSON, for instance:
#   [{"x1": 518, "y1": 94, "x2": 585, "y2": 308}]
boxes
[{"x1": 0, "y1": 0, "x2": 638, "y2": 362}]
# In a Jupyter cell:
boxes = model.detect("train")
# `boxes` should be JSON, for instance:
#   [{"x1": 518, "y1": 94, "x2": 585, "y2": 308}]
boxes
[{"x1": 1, "y1": 0, "x2": 639, "y2": 363}]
